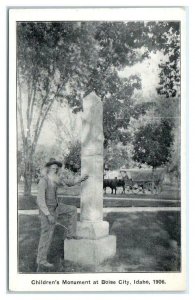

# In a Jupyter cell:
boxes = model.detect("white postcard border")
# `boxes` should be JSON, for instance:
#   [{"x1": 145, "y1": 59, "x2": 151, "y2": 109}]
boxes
[{"x1": 9, "y1": 7, "x2": 187, "y2": 292}]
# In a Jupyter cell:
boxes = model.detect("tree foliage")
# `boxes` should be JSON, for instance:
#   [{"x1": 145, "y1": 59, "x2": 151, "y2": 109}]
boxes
[
  {"x1": 153, "y1": 96, "x2": 181, "y2": 180},
  {"x1": 17, "y1": 21, "x2": 180, "y2": 195},
  {"x1": 104, "y1": 143, "x2": 136, "y2": 170},
  {"x1": 64, "y1": 141, "x2": 81, "y2": 172},
  {"x1": 132, "y1": 120, "x2": 174, "y2": 169},
  {"x1": 147, "y1": 22, "x2": 180, "y2": 97}
]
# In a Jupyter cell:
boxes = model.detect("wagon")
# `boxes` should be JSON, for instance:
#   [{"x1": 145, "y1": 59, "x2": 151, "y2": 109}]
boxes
[{"x1": 120, "y1": 168, "x2": 165, "y2": 194}]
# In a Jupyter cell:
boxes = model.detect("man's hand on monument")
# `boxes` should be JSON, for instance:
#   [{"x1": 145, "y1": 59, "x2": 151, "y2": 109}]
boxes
[
  {"x1": 81, "y1": 174, "x2": 89, "y2": 182},
  {"x1": 47, "y1": 215, "x2": 56, "y2": 225}
]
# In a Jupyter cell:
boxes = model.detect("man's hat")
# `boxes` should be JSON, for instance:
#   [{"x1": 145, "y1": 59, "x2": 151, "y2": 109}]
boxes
[{"x1": 45, "y1": 158, "x2": 62, "y2": 168}]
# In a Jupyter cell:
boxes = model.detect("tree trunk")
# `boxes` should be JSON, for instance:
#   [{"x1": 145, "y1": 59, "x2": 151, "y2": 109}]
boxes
[
  {"x1": 23, "y1": 159, "x2": 33, "y2": 198},
  {"x1": 151, "y1": 167, "x2": 155, "y2": 194}
]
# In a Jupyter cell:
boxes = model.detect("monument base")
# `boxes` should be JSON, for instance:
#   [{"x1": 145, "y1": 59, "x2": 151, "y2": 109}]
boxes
[{"x1": 64, "y1": 235, "x2": 116, "y2": 265}]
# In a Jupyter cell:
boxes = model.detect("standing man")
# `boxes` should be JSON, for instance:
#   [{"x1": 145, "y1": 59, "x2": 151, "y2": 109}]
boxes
[{"x1": 36, "y1": 158, "x2": 88, "y2": 271}]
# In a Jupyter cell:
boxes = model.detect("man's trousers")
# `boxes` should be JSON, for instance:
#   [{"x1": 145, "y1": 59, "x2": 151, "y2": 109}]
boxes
[{"x1": 36, "y1": 203, "x2": 77, "y2": 265}]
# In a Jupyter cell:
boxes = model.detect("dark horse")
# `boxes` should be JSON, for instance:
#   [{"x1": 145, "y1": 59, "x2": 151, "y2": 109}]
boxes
[{"x1": 103, "y1": 177, "x2": 125, "y2": 194}]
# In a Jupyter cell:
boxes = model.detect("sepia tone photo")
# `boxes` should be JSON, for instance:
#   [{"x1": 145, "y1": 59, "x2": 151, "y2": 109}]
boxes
[{"x1": 9, "y1": 7, "x2": 186, "y2": 292}]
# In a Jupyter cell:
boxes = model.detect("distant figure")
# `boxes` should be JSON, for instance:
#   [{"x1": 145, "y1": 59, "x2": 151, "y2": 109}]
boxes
[{"x1": 36, "y1": 158, "x2": 88, "y2": 271}]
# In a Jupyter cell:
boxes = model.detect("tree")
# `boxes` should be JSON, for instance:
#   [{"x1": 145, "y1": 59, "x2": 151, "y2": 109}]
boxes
[
  {"x1": 153, "y1": 96, "x2": 181, "y2": 184},
  {"x1": 17, "y1": 150, "x2": 25, "y2": 180},
  {"x1": 132, "y1": 119, "x2": 174, "y2": 192},
  {"x1": 17, "y1": 22, "x2": 100, "y2": 195},
  {"x1": 17, "y1": 21, "x2": 179, "y2": 196},
  {"x1": 102, "y1": 75, "x2": 142, "y2": 147},
  {"x1": 104, "y1": 143, "x2": 136, "y2": 170},
  {"x1": 149, "y1": 22, "x2": 180, "y2": 98},
  {"x1": 132, "y1": 119, "x2": 173, "y2": 169}
]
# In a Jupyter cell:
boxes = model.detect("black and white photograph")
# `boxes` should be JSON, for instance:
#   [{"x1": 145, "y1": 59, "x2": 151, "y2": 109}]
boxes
[{"x1": 8, "y1": 7, "x2": 186, "y2": 292}]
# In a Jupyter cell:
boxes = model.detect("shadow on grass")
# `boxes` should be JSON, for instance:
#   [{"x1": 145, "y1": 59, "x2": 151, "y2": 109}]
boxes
[
  {"x1": 18, "y1": 211, "x2": 181, "y2": 273},
  {"x1": 106, "y1": 211, "x2": 181, "y2": 272}
]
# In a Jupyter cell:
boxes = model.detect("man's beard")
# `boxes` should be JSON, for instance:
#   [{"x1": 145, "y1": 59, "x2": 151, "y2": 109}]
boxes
[{"x1": 48, "y1": 173, "x2": 59, "y2": 185}]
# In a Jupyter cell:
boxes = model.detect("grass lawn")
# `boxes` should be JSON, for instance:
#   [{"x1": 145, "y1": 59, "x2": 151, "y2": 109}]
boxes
[{"x1": 18, "y1": 211, "x2": 181, "y2": 273}]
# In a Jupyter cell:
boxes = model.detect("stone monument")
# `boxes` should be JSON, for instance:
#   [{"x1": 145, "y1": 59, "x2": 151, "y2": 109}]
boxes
[{"x1": 64, "y1": 92, "x2": 116, "y2": 265}]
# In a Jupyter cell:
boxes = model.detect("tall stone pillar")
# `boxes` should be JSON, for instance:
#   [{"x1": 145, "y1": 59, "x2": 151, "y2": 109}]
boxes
[{"x1": 64, "y1": 92, "x2": 116, "y2": 265}]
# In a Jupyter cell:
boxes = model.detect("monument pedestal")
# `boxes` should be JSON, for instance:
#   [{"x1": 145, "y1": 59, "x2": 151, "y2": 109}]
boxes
[
  {"x1": 64, "y1": 234, "x2": 116, "y2": 266},
  {"x1": 64, "y1": 220, "x2": 116, "y2": 265}
]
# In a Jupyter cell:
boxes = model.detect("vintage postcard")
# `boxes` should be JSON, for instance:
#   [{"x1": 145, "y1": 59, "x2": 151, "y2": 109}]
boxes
[{"x1": 9, "y1": 7, "x2": 187, "y2": 292}]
